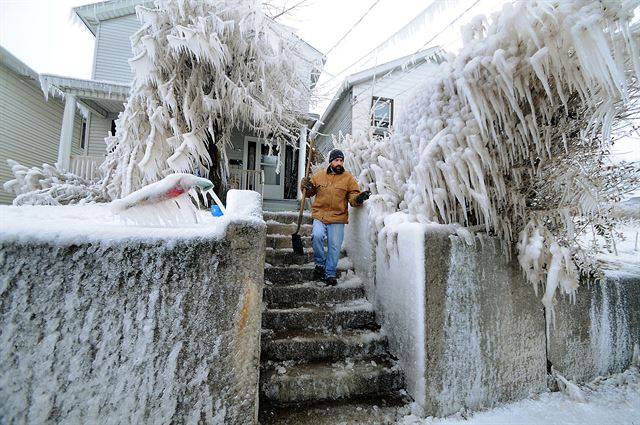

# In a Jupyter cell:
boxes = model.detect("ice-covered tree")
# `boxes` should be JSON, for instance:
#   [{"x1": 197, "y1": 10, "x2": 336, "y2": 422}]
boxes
[
  {"x1": 337, "y1": 0, "x2": 640, "y2": 313},
  {"x1": 4, "y1": 0, "x2": 314, "y2": 204},
  {"x1": 102, "y1": 0, "x2": 312, "y2": 200}
]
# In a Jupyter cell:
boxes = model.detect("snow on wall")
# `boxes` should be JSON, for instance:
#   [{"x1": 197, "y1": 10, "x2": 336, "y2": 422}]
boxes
[
  {"x1": 374, "y1": 222, "x2": 429, "y2": 407},
  {"x1": 547, "y1": 270, "x2": 640, "y2": 384},
  {"x1": 343, "y1": 205, "x2": 376, "y2": 302},
  {"x1": 0, "y1": 195, "x2": 266, "y2": 424}
]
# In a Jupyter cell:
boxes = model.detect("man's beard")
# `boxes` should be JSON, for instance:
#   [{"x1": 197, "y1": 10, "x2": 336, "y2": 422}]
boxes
[{"x1": 331, "y1": 165, "x2": 345, "y2": 174}]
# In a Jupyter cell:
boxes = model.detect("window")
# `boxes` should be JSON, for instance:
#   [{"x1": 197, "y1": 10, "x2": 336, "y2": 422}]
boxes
[
  {"x1": 80, "y1": 119, "x2": 87, "y2": 149},
  {"x1": 371, "y1": 96, "x2": 393, "y2": 129}
]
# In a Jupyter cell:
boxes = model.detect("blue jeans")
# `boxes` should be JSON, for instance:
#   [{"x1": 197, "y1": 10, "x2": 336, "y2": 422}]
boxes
[{"x1": 311, "y1": 219, "x2": 345, "y2": 279}]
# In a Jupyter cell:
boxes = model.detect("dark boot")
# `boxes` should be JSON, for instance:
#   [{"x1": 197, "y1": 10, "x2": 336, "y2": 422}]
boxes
[
  {"x1": 324, "y1": 277, "x2": 338, "y2": 286},
  {"x1": 313, "y1": 265, "x2": 325, "y2": 280}
]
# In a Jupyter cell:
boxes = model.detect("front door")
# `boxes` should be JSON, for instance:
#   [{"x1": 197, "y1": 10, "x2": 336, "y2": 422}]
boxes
[{"x1": 245, "y1": 137, "x2": 285, "y2": 199}]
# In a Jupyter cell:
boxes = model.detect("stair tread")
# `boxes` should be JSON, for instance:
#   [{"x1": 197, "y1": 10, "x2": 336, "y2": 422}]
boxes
[
  {"x1": 259, "y1": 392, "x2": 412, "y2": 425},
  {"x1": 263, "y1": 328, "x2": 385, "y2": 342},
  {"x1": 265, "y1": 298, "x2": 373, "y2": 314},
  {"x1": 261, "y1": 355, "x2": 401, "y2": 381}
]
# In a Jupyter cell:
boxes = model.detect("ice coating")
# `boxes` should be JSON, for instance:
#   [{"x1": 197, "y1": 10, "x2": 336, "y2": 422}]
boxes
[{"x1": 336, "y1": 0, "x2": 640, "y2": 308}]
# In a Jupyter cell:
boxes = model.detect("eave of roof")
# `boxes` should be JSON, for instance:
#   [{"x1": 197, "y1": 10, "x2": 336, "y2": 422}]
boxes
[
  {"x1": 39, "y1": 74, "x2": 130, "y2": 117},
  {"x1": 0, "y1": 44, "x2": 40, "y2": 83},
  {"x1": 73, "y1": 0, "x2": 154, "y2": 36}
]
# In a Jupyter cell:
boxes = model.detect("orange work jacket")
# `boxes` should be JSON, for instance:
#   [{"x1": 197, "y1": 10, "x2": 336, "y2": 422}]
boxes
[{"x1": 302, "y1": 168, "x2": 362, "y2": 224}]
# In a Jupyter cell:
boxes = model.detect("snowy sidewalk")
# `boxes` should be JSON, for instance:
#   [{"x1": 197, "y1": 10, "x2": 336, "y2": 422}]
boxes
[{"x1": 399, "y1": 368, "x2": 640, "y2": 425}]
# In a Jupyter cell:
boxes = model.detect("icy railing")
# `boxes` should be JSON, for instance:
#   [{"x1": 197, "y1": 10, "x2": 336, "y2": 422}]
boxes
[{"x1": 70, "y1": 155, "x2": 104, "y2": 180}]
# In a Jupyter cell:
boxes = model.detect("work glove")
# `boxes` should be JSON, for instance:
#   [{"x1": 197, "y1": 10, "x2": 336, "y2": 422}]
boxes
[
  {"x1": 355, "y1": 190, "x2": 371, "y2": 204},
  {"x1": 301, "y1": 177, "x2": 314, "y2": 191}
]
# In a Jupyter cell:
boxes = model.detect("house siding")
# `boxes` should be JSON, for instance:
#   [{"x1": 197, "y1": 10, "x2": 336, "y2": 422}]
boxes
[
  {"x1": 0, "y1": 64, "x2": 83, "y2": 205},
  {"x1": 351, "y1": 62, "x2": 437, "y2": 135},
  {"x1": 93, "y1": 15, "x2": 141, "y2": 83},
  {"x1": 317, "y1": 88, "x2": 353, "y2": 156},
  {"x1": 87, "y1": 115, "x2": 113, "y2": 158}
]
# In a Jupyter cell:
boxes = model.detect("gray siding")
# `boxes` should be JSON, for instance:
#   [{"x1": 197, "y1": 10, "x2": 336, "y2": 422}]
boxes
[
  {"x1": 0, "y1": 65, "x2": 83, "y2": 204},
  {"x1": 93, "y1": 15, "x2": 141, "y2": 83},
  {"x1": 317, "y1": 89, "x2": 352, "y2": 156},
  {"x1": 87, "y1": 115, "x2": 113, "y2": 158},
  {"x1": 351, "y1": 62, "x2": 438, "y2": 135}
]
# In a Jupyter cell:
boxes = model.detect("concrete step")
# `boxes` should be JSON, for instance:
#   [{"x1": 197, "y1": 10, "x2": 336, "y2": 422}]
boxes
[
  {"x1": 264, "y1": 211, "x2": 313, "y2": 225},
  {"x1": 265, "y1": 248, "x2": 314, "y2": 266},
  {"x1": 263, "y1": 281, "x2": 364, "y2": 306},
  {"x1": 262, "y1": 300, "x2": 376, "y2": 331},
  {"x1": 260, "y1": 356, "x2": 405, "y2": 404},
  {"x1": 258, "y1": 392, "x2": 412, "y2": 424},
  {"x1": 261, "y1": 329, "x2": 388, "y2": 362},
  {"x1": 264, "y1": 266, "x2": 348, "y2": 284},
  {"x1": 267, "y1": 222, "x2": 312, "y2": 237},
  {"x1": 265, "y1": 248, "x2": 347, "y2": 267},
  {"x1": 264, "y1": 264, "x2": 347, "y2": 284},
  {"x1": 267, "y1": 234, "x2": 311, "y2": 250}
]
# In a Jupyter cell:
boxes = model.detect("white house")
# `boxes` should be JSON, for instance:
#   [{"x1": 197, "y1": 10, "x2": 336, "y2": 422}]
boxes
[
  {"x1": 0, "y1": 46, "x2": 86, "y2": 205},
  {"x1": 316, "y1": 47, "x2": 443, "y2": 155},
  {"x1": 2, "y1": 0, "x2": 324, "y2": 204}
]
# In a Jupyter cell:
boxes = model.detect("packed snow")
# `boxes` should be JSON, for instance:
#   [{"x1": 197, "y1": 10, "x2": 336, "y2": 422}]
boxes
[{"x1": 399, "y1": 367, "x2": 640, "y2": 425}]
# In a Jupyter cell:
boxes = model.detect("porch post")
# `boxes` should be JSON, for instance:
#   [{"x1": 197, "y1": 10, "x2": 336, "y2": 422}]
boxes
[
  {"x1": 57, "y1": 94, "x2": 77, "y2": 171},
  {"x1": 297, "y1": 127, "x2": 307, "y2": 200}
]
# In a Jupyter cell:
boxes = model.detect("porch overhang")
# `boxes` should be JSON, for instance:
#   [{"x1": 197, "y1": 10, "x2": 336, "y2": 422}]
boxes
[{"x1": 39, "y1": 74, "x2": 130, "y2": 118}]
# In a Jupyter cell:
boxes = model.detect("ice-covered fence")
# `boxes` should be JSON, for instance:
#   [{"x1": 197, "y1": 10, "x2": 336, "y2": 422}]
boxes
[
  {"x1": 344, "y1": 206, "x2": 640, "y2": 417},
  {"x1": 0, "y1": 190, "x2": 265, "y2": 424}
]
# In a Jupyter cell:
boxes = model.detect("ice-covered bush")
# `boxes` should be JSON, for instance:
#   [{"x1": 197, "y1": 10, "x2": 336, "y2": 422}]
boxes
[{"x1": 337, "y1": 0, "x2": 640, "y2": 313}]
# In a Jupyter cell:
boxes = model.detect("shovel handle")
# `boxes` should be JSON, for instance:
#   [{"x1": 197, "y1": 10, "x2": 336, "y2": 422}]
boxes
[{"x1": 295, "y1": 138, "x2": 315, "y2": 233}]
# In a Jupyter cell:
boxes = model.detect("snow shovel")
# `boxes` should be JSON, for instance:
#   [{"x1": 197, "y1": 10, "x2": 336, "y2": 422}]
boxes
[{"x1": 292, "y1": 139, "x2": 314, "y2": 255}]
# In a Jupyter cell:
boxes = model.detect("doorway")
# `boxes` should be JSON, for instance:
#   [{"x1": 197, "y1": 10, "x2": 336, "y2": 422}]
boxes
[{"x1": 245, "y1": 137, "x2": 284, "y2": 199}]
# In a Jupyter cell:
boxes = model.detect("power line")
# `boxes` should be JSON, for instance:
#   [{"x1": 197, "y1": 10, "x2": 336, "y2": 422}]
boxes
[
  {"x1": 318, "y1": 0, "x2": 459, "y2": 90},
  {"x1": 351, "y1": 0, "x2": 484, "y2": 104},
  {"x1": 324, "y1": 0, "x2": 382, "y2": 56}
]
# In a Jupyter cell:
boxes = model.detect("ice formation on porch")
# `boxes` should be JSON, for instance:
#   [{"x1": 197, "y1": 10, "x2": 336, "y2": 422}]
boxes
[{"x1": 337, "y1": 0, "x2": 640, "y2": 311}]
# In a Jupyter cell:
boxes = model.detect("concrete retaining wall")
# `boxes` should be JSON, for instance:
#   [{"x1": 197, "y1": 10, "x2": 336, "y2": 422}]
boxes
[
  {"x1": 344, "y1": 209, "x2": 640, "y2": 417},
  {"x1": 0, "y1": 191, "x2": 265, "y2": 424}
]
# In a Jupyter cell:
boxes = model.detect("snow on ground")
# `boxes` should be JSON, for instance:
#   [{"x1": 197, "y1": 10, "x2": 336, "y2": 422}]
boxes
[{"x1": 400, "y1": 368, "x2": 640, "y2": 425}]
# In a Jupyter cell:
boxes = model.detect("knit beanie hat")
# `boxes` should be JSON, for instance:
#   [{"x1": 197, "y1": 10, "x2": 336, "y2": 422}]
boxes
[{"x1": 329, "y1": 149, "x2": 344, "y2": 162}]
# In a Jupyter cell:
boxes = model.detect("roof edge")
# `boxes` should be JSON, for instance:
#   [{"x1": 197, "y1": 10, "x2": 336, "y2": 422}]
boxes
[{"x1": 0, "y1": 44, "x2": 40, "y2": 82}]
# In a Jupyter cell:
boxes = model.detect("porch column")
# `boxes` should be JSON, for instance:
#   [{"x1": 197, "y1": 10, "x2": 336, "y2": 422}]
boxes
[
  {"x1": 57, "y1": 94, "x2": 77, "y2": 171},
  {"x1": 297, "y1": 127, "x2": 307, "y2": 200}
]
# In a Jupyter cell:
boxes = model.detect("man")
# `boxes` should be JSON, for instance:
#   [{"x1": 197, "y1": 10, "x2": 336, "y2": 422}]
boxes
[{"x1": 300, "y1": 149, "x2": 370, "y2": 286}]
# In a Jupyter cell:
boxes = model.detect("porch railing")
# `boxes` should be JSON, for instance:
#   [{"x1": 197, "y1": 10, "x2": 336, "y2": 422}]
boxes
[
  {"x1": 229, "y1": 168, "x2": 264, "y2": 197},
  {"x1": 70, "y1": 155, "x2": 104, "y2": 180}
]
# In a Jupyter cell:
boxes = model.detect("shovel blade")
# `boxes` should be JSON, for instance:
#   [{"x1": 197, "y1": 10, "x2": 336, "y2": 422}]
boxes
[{"x1": 291, "y1": 233, "x2": 304, "y2": 256}]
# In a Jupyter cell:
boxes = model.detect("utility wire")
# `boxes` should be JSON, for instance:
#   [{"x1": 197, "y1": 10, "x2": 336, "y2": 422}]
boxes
[
  {"x1": 351, "y1": 0, "x2": 483, "y2": 102},
  {"x1": 318, "y1": 0, "x2": 458, "y2": 90},
  {"x1": 324, "y1": 0, "x2": 383, "y2": 56}
]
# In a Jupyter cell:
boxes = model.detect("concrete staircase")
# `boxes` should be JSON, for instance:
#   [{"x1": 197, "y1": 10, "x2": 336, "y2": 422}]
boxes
[{"x1": 259, "y1": 212, "x2": 410, "y2": 424}]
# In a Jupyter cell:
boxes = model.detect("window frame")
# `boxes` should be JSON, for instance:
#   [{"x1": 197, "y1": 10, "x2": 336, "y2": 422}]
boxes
[{"x1": 371, "y1": 96, "x2": 394, "y2": 130}]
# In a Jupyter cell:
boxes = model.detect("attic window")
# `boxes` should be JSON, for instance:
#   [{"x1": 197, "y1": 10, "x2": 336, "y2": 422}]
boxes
[{"x1": 371, "y1": 97, "x2": 393, "y2": 129}]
